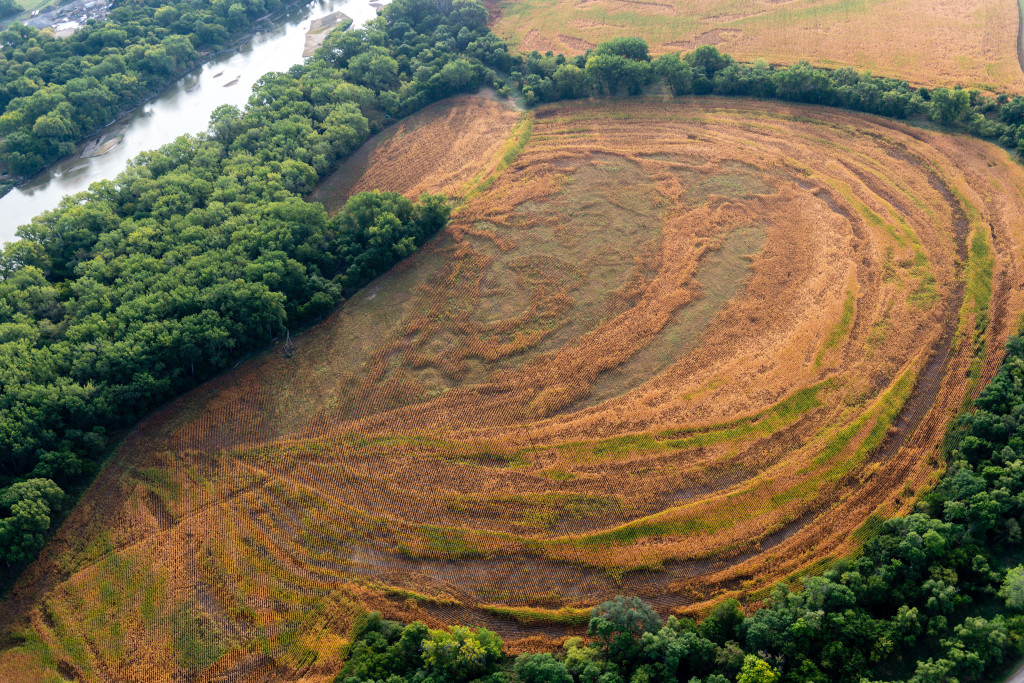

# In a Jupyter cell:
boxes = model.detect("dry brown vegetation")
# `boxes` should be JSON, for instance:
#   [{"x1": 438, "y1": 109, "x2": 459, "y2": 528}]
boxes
[
  {"x1": 311, "y1": 93, "x2": 522, "y2": 211},
  {"x1": 492, "y1": 0, "x2": 1024, "y2": 91},
  {"x1": 4, "y1": 97, "x2": 1024, "y2": 681}
]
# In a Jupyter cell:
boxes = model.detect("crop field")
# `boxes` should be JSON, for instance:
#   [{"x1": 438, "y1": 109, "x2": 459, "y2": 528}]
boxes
[
  {"x1": 312, "y1": 93, "x2": 524, "y2": 210},
  {"x1": 487, "y1": 0, "x2": 1024, "y2": 91},
  {"x1": 4, "y1": 97, "x2": 1024, "y2": 680}
]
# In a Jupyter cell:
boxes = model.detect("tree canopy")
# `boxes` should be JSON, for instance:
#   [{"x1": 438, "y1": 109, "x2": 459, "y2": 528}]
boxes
[{"x1": 0, "y1": 0, "x2": 293, "y2": 176}]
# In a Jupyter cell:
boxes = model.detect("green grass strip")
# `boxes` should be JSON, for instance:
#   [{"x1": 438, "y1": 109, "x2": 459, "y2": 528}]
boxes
[
  {"x1": 806, "y1": 361, "x2": 917, "y2": 473},
  {"x1": 461, "y1": 113, "x2": 534, "y2": 201},
  {"x1": 815, "y1": 290, "x2": 856, "y2": 366},
  {"x1": 557, "y1": 366, "x2": 914, "y2": 553},
  {"x1": 660, "y1": 381, "x2": 831, "y2": 450},
  {"x1": 363, "y1": 581, "x2": 463, "y2": 607},
  {"x1": 480, "y1": 604, "x2": 591, "y2": 625}
]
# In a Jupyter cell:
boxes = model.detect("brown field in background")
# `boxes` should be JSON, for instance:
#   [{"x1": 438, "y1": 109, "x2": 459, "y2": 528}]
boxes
[
  {"x1": 489, "y1": 0, "x2": 1024, "y2": 91},
  {"x1": 3, "y1": 97, "x2": 1024, "y2": 681}
]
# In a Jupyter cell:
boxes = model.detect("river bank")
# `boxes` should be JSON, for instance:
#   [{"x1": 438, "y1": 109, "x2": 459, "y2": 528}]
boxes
[
  {"x1": 0, "y1": 0, "x2": 386, "y2": 242},
  {"x1": 0, "y1": 0, "x2": 311, "y2": 195}
]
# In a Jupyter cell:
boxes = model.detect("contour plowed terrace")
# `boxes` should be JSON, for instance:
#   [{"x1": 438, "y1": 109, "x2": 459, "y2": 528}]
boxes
[{"x1": 5, "y1": 98, "x2": 1024, "y2": 679}]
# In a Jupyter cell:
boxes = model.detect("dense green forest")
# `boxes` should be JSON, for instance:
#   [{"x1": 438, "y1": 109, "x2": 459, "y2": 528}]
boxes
[
  {"x1": 5, "y1": 0, "x2": 1024, "y2": 678},
  {"x1": 0, "y1": 0, "x2": 312, "y2": 176},
  {"x1": 335, "y1": 336, "x2": 1024, "y2": 683}
]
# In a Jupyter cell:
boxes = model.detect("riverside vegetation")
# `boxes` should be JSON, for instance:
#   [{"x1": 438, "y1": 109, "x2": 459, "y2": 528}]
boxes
[
  {"x1": 0, "y1": 0, "x2": 335, "y2": 178},
  {"x1": 4, "y1": 0, "x2": 1024, "y2": 679}
]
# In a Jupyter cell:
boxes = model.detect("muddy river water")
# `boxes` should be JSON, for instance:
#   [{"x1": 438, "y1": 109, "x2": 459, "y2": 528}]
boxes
[{"x1": 0, "y1": 0, "x2": 388, "y2": 244}]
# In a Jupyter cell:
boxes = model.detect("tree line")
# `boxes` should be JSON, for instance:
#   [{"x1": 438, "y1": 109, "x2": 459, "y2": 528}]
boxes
[
  {"x1": 335, "y1": 336, "x2": 1024, "y2": 683},
  {"x1": 0, "y1": 0, "x2": 501, "y2": 575},
  {"x1": 508, "y1": 37, "x2": 1024, "y2": 160},
  {"x1": 0, "y1": 0, "x2": 311, "y2": 177}
]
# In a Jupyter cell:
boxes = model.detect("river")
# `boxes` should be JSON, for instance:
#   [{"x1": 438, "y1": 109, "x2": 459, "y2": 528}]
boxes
[{"x1": 0, "y1": 0, "x2": 388, "y2": 244}]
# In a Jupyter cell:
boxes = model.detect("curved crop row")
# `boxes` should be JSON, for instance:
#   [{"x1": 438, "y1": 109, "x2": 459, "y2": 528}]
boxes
[{"x1": 7, "y1": 97, "x2": 1024, "y2": 679}]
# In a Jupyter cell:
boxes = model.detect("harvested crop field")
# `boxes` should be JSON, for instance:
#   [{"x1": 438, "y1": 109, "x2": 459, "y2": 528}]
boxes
[
  {"x1": 4, "y1": 97, "x2": 1024, "y2": 680},
  {"x1": 312, "y1": 93, "x2": 523, "y2": 208},
  {"x1": 491, "y1": 0, "x2": 1024, "y2": 91}
]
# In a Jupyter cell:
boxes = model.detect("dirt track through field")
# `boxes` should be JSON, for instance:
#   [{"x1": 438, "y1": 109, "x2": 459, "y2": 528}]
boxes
[{"x1": 4, "y1": 98, "x2": 1024, "y2": 681}]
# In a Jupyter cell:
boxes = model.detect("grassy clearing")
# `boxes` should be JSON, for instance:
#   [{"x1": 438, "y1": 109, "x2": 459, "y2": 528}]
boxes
[
  {"x1": 15, "y1": 0, "x2": 56, "y2": 12},
  {"x1": 815, "y1": 171, "x2": 939, "y2": 309},
  {"x1": 314, "y1": 95, "x2": 521, "y2": 211},
  {"x1": 360, "y1": 367, "x2": 886, "y2": 567},
  {"x1": 0, "y1": 627, "x2": 64, "y2": 683},
  {"x1": 806, "y1": 361, "x2": 917, "y2": 475},
  {"x1": 961, "y1": 218, "x2": 995, "y2": 400},
  {"x1": 581, "y1": 221, "x2": 767, "y2": 408},
  {"x1": 127, "y1": 465, "x2": 181, "y2": 502},
  {"x1": 538, "y1": 468, "x2": 576, "y2": 481},
  {"x1": 418, "y1": 527, "x2": 490, "y2": 559},
  {"x1": 234, "y1": 434, "x2": 530, "y2": 469},
  {"x1": 446, "y1": 491, "x2": 616, "y2": 532},
  {"x1": 941, "y1": 183, "x2": 994, "y2": 404},
  {"x1": 18, "y1": 101, "x2": 1012, "y2": 667},
  {"x1": 32, "y1": 552, "x2": 233, "y2": 676},
  {"x1": 550, "y1": 366, "x2": 913, "y2": 558},
  {"x1": 850, "y1": 511, "x2": 889, "y2": 544},
  {"x1": 965, "y1": 215, "x2": 994, "y2": 351}
]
